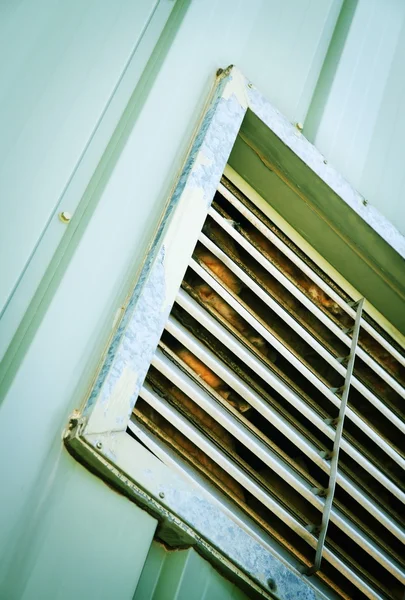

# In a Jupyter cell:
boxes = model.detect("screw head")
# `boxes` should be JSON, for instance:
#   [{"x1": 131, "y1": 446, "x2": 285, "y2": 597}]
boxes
[
  {"x1": 362, "y1": 198, "x2": 368, "y2": 206},
  {"x1": 267, "y1": 577, "x2": 277, "y2": 591},
  {"x1": 295, "y1": 122, "x2": 304, "y2": 132},
  {"x1": 248, "y1": 82, "x2": 253, "y2": 89},
  {"x1": 96, "y1": 441, "x2": 103, "y2": 450},
  {"x1": 159, "y1": 491, "x2": 165, "y2": 499},
  {"x1": 59, "y1": 211, "x2": 72, "y2": 224},
  {"x1": 323, "y1": 158, "x2": 328, "y2": 165}
]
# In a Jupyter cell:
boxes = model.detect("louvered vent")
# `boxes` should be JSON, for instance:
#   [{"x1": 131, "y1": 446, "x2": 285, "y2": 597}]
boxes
[{"x1": 129, "y1": 176, "x2": 405, "y2": 600}]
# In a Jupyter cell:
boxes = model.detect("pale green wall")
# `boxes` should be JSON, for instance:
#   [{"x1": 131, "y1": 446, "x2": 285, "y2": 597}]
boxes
[
  {"x1": 0, "y1": 0, "x2": 404, "y2": 598},
  {"x1": 134, "y1": 543, "x2": 251, "y2": 600},
  {"x1": 11, "y1": 453, "x2": 156, "y2": 600},
  {"x1": 306, "y1": 0, "x2": 405, "y2": 234},
  {"x1": 0, "y1": 0, "x2": 160, "y2": 356}
]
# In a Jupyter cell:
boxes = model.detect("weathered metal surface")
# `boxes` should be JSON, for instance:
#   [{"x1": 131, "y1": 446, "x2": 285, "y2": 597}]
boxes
[
  {"x1": 83, "y1": 67, "x2": 247, "y2": 436},
  {"x1": 65, "y1": 65, "x2": 405, "y2": 600}
]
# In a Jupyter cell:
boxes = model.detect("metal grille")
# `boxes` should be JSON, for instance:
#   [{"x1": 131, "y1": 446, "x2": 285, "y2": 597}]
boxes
[{"x1": 130, "y1": 176, "x2": 405, "y2": 600}]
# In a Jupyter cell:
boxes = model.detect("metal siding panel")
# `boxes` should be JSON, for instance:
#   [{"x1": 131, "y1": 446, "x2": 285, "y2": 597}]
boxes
[
  {"x1": 2, "y1": 0, "x2": 394, "y2": 598},
  {"x1": 0, "y1": 0, "x2": 185, "y2": 595},
  {"x1": 171, "y1": 550, "x2": 211, "y2": 600},
  {"x1": 133, "y1": 543, "x2": 169, "y2": 600},
  {"x1": 140, "y1": 548, "x2": 200, "y2": 600},
  {"x1": 305, "y1": 0, "x2": 405, "y2": 234},
  {"x1": 234, "y1": 0, "x2": 343, "y2": 123},
  {"x1": 0, "y1": 0, "x2": 159, "y2": 343},
  {"x1": 3, "y1": 452, "x2": 157, "y2": 600},
  {"x1": 359, "y1": 18, "x2": 405, "y2": 233},
  {"x1": 0, "y1": 0, "x2": 178, "y2": 364},
  {"x1": 203, "y1": 568, "x2": 250, "y2": 600},
  {"x1": 134, "y1": 545, "x2": 252, "y2": 600}
]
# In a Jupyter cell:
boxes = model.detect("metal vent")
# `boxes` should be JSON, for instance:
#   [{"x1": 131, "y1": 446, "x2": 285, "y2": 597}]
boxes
[{"x1": 130, "y1": 176, "x2": 405, "y2": 600}]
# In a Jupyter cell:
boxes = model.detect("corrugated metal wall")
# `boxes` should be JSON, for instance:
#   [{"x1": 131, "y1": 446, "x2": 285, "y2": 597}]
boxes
[
  {"x1": 134, "y1": 544, "x2": 250, "y2": 600},
  {"x1": 306, "y1": 0, "x2": 405, "y2": 234},
  {"x1": 0, "y1": 0, "x2": 404, "y2": 598}
]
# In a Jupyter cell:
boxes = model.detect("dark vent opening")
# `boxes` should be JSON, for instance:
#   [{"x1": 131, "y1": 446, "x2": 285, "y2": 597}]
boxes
[{"x1": 131, "y1": 176, "x2": 405, "y2": 600}]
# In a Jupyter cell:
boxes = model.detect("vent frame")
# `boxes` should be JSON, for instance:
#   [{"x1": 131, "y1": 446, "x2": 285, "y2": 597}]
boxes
[{"x1": 64, "y1": 66, "x2": 405, "y2": 600}]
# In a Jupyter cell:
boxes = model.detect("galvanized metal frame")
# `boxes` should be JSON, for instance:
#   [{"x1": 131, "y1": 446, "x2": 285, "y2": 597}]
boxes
[
  {"x1": 64, "y1": 65, "x2": 405, "y2": 600},
  {"x1": 216, "y1": 183, "x2": 405, "y2": 397}
]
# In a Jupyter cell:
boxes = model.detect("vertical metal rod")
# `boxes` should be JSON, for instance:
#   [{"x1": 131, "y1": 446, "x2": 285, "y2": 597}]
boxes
[{"x1": 306, "y1": 298, "x2": 365, "y2": 576}]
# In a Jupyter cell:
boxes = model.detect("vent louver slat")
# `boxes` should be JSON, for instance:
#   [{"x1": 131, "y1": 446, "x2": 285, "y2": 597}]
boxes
[
  {"x1": 191, "y1": 228, "x2": 405, "y2": 469},
  {"x1": 164, "y1": 315, "x2": 404, "y2": 543},
  {"x1": 217, "y1": 182, "x2": 405, "y2": 373},
  {"x1": 149, "y1": 343, "x2": 404, "y2": 582},
  {"x1": 132, "y1": 176, "x2": 405, "y2": 600},
  {"x1": 136, "y1": 386, "x2": 390, "y2": 599},
  {"x1": 175, "y1": 288, "x2": 404, "y2": 506},
  {"x1": 200, "y1": 219, "x2": 405, "y2": 431}
]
